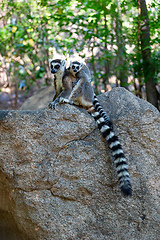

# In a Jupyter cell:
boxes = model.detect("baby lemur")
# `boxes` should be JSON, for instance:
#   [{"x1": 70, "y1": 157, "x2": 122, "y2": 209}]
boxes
[
  {"x1": 49, "y1": 59, "x2": 132, "y2": 196},
  {"x1": 48, "y1": 59, "x2": 76, "y2": 109}
]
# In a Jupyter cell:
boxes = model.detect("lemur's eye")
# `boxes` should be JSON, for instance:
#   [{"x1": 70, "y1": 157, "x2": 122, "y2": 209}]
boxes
[
  {"x1": 55, "y1": 65, "x2": 60, "y2": 69},
  {"x1": 77, "y1": 66, "x2": 79, "y2": 70},
  {"x1": 72, "y1": 66, "x2": 75, "y2": 69}
]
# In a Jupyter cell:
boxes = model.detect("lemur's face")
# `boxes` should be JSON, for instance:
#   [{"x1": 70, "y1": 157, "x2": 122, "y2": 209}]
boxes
[
  {"x1": 69, "y1": 61, "x2": 83, "y2": 76},
  {"x1": 50, "y1": 59, "x2": 66, "y2": 75}
]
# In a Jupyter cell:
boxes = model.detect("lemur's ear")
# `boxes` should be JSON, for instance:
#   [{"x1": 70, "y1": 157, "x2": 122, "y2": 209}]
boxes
[
  {"x1": 49, "y1": 59, "x2": 52, "y2": 63},
  {"x1": 70, "y1": 60, "x2": 72, "y2": 66},
  {"x1": 61, "y1": 59, "x2": 66, "y2": 66},
  {"x1": 80, "y1": 62, "x2": 84, "y2": 68}
]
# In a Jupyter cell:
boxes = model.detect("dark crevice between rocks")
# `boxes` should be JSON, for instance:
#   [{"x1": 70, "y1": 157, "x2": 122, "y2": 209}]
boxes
[{"x1": 0, "y1": 171, "x2": 33, "y2": 240}]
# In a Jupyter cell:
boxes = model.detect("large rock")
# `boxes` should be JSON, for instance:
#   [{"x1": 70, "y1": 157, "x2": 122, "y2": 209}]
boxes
[
  {"x1": 20, "y1": 86, "x2": 55, "y2": 110},
  {"x1": 0, "y1": 87, "x2": 159, "y2": 240}
]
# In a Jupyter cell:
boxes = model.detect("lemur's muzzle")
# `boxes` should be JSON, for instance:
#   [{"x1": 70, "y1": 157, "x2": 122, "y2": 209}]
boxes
[{"x1": 51, "y1": 69, "x2": 57, "y2": 74}]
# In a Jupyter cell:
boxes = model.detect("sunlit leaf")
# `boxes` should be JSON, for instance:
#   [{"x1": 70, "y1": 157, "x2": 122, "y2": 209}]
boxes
[
  {"x1": 12, "y1": 26, "x2": 17, "y2": 33},
  {"x1": 28, "y1": 39, "x2": 34, "y2": 46}
]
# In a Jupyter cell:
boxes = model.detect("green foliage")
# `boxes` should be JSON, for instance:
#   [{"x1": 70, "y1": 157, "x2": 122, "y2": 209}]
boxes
[{"x1": 0, "y1": 0, "x2": 159, "y2": 98}]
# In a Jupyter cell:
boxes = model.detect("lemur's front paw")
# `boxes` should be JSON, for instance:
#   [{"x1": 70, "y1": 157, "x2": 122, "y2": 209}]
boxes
[
  {"x1": 69, "y1": 100, "x2": 73, "y2": 105},
  {"x1": 59, "y1": 97, "x2": 70, "y2": 104},
  {"x1": 48, "y1": 101, "x2": 58, "y2": 109}
]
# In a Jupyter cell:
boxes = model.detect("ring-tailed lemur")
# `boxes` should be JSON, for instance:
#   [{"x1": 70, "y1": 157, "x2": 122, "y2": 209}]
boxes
[
  {"x1": 48, "y1": 59, "x2": 76, "y2": 109},
  {"x1": 49, "y1": 59, "x2": 132, "y2": 196}
]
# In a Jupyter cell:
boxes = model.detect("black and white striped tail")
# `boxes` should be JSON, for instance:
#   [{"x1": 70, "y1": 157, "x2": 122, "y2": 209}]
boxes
[{"x1": 91, "y1": 95, "x2": 132, "y2": 196}]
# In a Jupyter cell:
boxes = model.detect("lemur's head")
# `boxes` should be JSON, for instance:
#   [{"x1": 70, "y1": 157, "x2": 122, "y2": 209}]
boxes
[
  {"x1": 68, "y1": 61, "x2": 84, "y2": 76},
  {"x1": 49, "y1": 59, "x2": 66, "y2": 75}
]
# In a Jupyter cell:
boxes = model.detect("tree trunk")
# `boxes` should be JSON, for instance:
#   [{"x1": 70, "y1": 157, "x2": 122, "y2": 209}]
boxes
[
  {"x1": 115, "y1": 1, "x2": 128, "y2": 89},
  {"x1": 138, "y1": 0, "x2": 158, "y2": 108}
]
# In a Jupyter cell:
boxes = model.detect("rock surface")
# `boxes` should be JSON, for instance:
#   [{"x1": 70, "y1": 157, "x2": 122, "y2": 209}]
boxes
[
  {"x1": 20, "y1": 86, "x2": 55, "y2": 110},
  {"x1": 0, "y1": 87, "x2": 160, "y2": 240}
]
